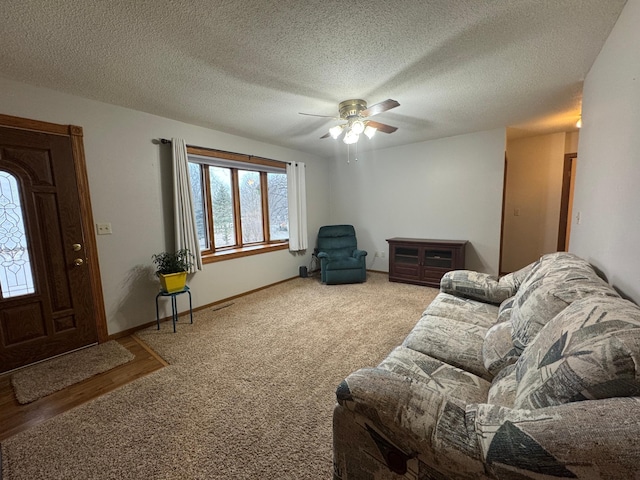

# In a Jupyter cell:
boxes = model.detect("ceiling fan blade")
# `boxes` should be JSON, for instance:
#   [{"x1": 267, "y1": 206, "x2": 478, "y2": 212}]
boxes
[
  {"x1": 361, "y1": 99, "x2": 400, "y2": 117},
  {"x1": 299, "y1": 112, "x2": 337, "y2": 118},
  {"x1": 366, "y1": 120, "x2": 398, "y2": 134}
]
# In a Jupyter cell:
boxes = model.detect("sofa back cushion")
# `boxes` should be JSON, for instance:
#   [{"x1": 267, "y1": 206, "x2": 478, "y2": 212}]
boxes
[
  {"x1": 487, "y1": 364, "x2": 517, "y2": 407},
  {"x1": 514, "y1": 252, "x2": 585, "y2": 295},
  {"x1": 482, "y1": 319, "x2": 519, "y2": 377},
  {"x1": 510, "y1": 252, "x2": 618, "y2": 352},
  {"x1": 496, "y1": 263, "x2": 535, "y2": 293},
  {"x1": 514, "y1": 296, "x2": 640, "y2": 409},
  {"x1": 440, "y1": 262, "x2": 535, "y2": 305}
]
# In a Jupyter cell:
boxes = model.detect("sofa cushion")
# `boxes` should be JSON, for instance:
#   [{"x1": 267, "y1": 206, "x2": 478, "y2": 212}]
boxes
[
  {"x1": 496, "y1": 296, "x2": 515, "y2": 324},
  {"x1": 421, "y1": 293, "x2": 500, "y2": 328},
  {"x1": 403, "y1": 317, "x2": 492, "y2": 381},
  {"x1": 482, "y1": 320, "x2": 519, "y2": 377},
  {"x1": 487, "y1": 364, "x2": 517, "y2": 407},
  {"x1": 510, "y1": 255, "x2": 619, "y2": 352},
  {"x1": 514, "y1": 252, "x2": 591, "y2": 294},
  {"x1": 515, "y1": 296, "x2": 640, "y2": 409},
  {"x1": 496, "y1": 262, "x2": 535, "y2": 293},
  {"x1": 378, "y1": 346, "x2": 490, "y2": 407}
]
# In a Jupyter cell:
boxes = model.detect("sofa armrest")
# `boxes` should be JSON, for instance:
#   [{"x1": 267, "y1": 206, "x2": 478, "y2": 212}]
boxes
[
  {"x1": 316, "y1": 251, "x2": 328, "y2": 259},
  {"x1": 440, "y1": 270, "x2": 516, "y2": 304},
  {"x1": 466, "y1": 398, "x2": 640, "y2": 478},
  {"x1": 351, "y1": 249, "x2": 367, "y2": 259},
  {"x1": 337, "y1": 368, "x2": 445, "y2": 440},
  {"x1": 337, "y1": 368, "x2": 484, "y2": 472}
]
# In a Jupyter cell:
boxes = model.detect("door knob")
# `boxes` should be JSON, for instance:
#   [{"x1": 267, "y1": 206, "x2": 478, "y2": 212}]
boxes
[
  {"x1": 72, "y1": 243, "x2": 82, "y2": 251},
  {"x1": 74, "y1": 258, "x2": 84, "y2": 266}
]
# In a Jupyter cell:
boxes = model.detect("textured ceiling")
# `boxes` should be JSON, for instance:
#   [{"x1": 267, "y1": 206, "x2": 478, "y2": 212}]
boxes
[{"x1": 0, "y1": 1, "x2": 627, "y2": 157}]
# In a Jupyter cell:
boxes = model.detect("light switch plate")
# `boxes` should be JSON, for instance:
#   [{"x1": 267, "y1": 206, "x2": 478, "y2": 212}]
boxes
[{"x1": 96, "y1": 223, "x2": 112, "y2": 235}]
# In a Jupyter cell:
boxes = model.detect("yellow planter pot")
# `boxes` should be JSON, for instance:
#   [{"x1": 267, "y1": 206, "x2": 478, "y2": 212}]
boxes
[{"x1": 158, "y1": 271, "x2": 187, "y2": 293}]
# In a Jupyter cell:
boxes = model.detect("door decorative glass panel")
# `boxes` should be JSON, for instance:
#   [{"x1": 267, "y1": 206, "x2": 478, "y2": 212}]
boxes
[{"x1": 0, "y1": 170, "x2": 35, "y2": 298}]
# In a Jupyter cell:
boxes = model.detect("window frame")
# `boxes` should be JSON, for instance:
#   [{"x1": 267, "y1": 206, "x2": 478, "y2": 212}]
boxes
[{"x1": 187, "y1": 146, "x2": 289, "y2": 263}]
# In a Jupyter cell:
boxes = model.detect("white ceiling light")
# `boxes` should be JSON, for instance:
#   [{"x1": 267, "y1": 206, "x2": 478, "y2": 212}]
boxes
[
  {"x1": 364, "y1": 125, "x2": 377, "y2": 139},
  {"x1": 329, "y1": 125, "x2": 344, "y2": 139},
  {"x1": 350, "y1": 120, "x2": 365, "y2": 135},
  {"x1": 343, "y1": 129, "x2": 359, "y2": 144}
]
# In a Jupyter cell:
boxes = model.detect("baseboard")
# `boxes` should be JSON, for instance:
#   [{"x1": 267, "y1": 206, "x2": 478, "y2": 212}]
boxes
[{"x1": 108, "y1": 275, "x2": 299, "y2": 341}]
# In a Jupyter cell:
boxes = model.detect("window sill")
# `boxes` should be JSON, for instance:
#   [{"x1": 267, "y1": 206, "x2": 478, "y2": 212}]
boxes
[{"x1": 202, "y1": 242, "x2": 289, "y2": 264}]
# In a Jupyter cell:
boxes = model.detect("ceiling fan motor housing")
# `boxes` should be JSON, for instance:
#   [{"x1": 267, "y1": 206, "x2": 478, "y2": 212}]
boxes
[{"x1": 339, "y1": 99, "x2": 367, "y2": 119}]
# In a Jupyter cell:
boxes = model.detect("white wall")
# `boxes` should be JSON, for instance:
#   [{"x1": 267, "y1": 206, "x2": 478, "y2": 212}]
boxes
[
  {"x1": 570, "y1": 0, "x2": 640, "y2": 304},
  {"x1": 0, "y1": 77, "x2": 330, "y2": 335},
  {"x1": 502, "y1": 133, "x2": 566, "y2": 272},
  {"x1": 327, "y1": 129, "x2": 506, "y2": 276}
]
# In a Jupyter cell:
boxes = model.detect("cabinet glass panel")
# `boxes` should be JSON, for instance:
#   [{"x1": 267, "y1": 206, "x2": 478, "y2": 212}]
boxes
[
  {"x1": 424, "y1": 249, "x2": 453, "y2": 268},
  {"x1": 395, "y1": 247, "x2": 419, "y2": 264}
]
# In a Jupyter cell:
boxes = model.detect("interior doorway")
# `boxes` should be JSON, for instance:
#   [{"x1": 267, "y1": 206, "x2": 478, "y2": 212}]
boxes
[
  {"x1": 0, "y1": 114, "x2": 107, "y2": 373},
  {"x1": 557, "y1": 153, "x2": 577, "y2": 251},
  {"x1": 500, "y1": 132, "x2": 578, "y2": 274}
]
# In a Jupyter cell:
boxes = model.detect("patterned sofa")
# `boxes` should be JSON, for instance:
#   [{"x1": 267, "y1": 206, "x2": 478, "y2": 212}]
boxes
[{"x1": 333, "y1": 252, "x2": 640, "y2": 479}]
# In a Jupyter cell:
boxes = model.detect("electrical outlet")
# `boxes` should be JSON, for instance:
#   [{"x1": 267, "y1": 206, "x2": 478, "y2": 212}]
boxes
[{"x1": 96, "y1": 223, "x2": 112, "y2": 235}]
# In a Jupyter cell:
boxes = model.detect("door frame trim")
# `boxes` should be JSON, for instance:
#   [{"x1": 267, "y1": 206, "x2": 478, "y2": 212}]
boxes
[
  {"x1": 0, "y1": 113, "x2": 108, "y2": 343},
  {"x1": 557, "y1": 152, "x2": 577, "y2": 252}
]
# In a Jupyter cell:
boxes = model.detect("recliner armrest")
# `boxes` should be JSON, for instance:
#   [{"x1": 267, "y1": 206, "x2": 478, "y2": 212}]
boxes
[
  {"x1": 316, "y1": 251, "x2": 329, "y2": 259},
  {"x1": 352, "y1": 249, "x2": 367, "y2": 258}
]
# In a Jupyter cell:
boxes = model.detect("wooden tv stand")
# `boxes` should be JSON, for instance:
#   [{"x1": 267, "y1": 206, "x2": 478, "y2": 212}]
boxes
[{"x1": 386, "y1": 238, "x2": 467, "y2": 288}]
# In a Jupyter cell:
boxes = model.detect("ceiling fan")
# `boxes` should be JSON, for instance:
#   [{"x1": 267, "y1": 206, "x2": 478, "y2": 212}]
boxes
[{"x1": 299, "y1": 99, "x2": 400, "y2": 144}]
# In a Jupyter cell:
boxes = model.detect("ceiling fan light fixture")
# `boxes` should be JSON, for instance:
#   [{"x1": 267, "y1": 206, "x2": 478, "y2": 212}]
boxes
[
  {"x1": 343, "y1": 129, "x2": 359, "y2": 144},
  {"x1": 329, "y1": 125, "x2": 344, "y2": 139},
  {"x1": 350, "y1": 120, "x2": 365, "y2": 135},
  {"x1": 364, "y1": 125, "x2": 377, "y2": 139}
]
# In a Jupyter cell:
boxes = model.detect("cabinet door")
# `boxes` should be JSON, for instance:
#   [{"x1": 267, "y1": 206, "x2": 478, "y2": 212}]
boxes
[
  {"x1": 390, "y1": 245, "x2": 420, "y2": 279},
  {"x1": 422, "y1": 248, "x2": 454, "y2": 269},
  {"x1": 420, "y1": 245, "x2": 462, "y2": 287}
]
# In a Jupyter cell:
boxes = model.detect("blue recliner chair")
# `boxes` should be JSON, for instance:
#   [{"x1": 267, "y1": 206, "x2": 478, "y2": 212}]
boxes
[{"x1": 316, "y1": 225, "x2": 367, "y2": 284}]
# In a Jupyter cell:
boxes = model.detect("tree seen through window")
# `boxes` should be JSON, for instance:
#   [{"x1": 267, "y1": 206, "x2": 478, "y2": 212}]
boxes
[{"x1": 188, "y1": 152, "x2": 289, "y2": 254}]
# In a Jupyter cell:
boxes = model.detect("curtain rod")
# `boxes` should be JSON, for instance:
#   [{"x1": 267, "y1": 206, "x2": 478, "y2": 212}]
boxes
[{"x1": 156, "y1": 138, "x2": 302, "y2": 166}]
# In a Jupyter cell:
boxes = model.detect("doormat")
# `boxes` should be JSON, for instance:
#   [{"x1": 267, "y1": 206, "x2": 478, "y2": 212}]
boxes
[{"x1": 10, "y1": 341, "x2": 134, "y2": 404}]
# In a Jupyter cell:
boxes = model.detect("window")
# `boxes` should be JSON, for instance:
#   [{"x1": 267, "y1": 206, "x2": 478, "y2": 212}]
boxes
[
  {"x1": 0, "y1": 170, "x2": 35, "y2": 298},
  {"x1": 187, "y1": 147, "x2": 289, "y2": 261}
]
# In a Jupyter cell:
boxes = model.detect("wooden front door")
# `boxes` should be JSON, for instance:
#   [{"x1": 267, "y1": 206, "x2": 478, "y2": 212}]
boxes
[{"x1": 0, "y1": 116, "x2": 107, "y2": 373}]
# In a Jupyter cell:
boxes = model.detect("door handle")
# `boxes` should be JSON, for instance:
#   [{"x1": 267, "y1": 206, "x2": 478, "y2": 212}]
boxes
[
  {"x1": 73, "y1": 258, "x2": 84, "y2": 267},
  {"x1": 72, "y1": 243, "x2": 82, "y2": 251}
]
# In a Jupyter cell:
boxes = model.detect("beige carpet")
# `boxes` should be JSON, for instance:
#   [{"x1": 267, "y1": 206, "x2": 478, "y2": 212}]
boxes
[
  {"x1": 1, "y1": 272, "x2": 437, "y2": 479},
  {"x1": 10, "y1": 340, "x2": 135, "y2": 404}
]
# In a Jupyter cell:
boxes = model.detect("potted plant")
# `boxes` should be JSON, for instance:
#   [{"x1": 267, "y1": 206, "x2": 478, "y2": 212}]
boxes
[{"x1": 152, "y1": 248, "x2": 194, "y2": 293}]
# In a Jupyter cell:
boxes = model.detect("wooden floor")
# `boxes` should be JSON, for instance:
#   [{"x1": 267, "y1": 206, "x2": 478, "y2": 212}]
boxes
[{"x1": 0, "y1": 336, "x2": 166, "y2": 442}]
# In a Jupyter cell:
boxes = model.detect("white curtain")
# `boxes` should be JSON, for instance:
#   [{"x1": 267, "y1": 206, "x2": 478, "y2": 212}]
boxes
[
  {"x1": 172, "y1": 138, "x2": 202, "y2": 272},
  {"x1": 287, "y1": 162, "x2": 308, "y2": 251}
]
